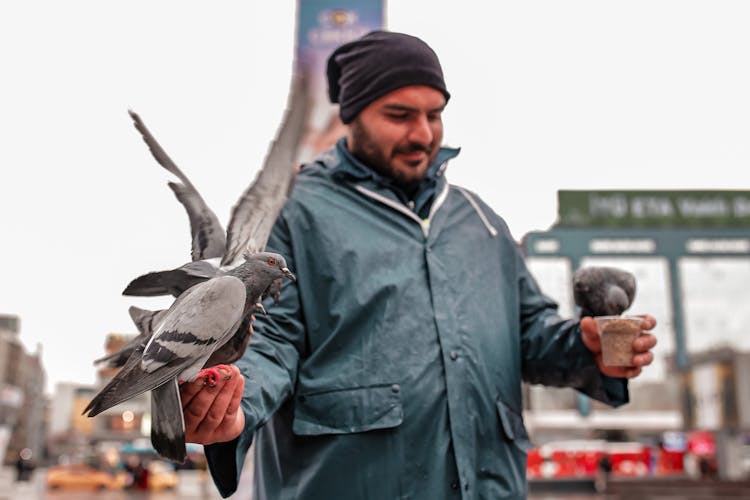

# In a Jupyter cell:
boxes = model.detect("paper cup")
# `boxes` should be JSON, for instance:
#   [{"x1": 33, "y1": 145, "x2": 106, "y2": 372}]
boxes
[{"x1": 594, "y1": 316, "x2": 643, "y2": 367}]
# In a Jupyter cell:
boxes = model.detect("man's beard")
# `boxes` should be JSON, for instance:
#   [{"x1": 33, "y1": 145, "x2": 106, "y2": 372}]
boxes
[{"x1": 349, "y1": 120, "x2": 435, "y2": 189}]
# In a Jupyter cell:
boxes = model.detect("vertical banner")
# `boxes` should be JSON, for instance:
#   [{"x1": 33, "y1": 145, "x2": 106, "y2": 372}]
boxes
[{"x1": 295, "y1": 0, "x2": 385, "y2": 161}]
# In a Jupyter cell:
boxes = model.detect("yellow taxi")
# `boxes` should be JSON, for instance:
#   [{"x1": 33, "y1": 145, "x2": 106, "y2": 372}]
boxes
[
  {"x1": 146, "y1": 460, "x2": 178, "y2": 491},
  {"x1": 46, "y1": 463, "x2": 127, "y2": 490}
]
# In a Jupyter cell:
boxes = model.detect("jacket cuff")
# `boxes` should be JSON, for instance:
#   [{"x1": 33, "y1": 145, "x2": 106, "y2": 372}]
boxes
[
  {"x1": 570, "y1": 327, "x2": 630, "y2": 407},
  {"x1": 575, "y1": 365, "x2": 630, "y2": 407},
  {"x1": 205, "y1": 407, "x2": 256, "y2": 498},
  {"x1": 205, "y1": 438, "x2": 241, "y2": 498}
]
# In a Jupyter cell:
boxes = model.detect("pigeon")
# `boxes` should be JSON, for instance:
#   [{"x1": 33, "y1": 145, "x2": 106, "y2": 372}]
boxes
[
  {"x1": 101, "y1": 86, "x2": 306, "y2": 365},
  {"x1": 87, "y1": 75, "x2": 309, "y2": 463},
  {"x1": 572, "y1": 266, "x2": 637, "y2": 317},
  {"x1": 84, "y1": 252, "x2": 295, "y2": 462},
  {"x1": 123, "y1": 74, "x2": 309, "y2": 298}
]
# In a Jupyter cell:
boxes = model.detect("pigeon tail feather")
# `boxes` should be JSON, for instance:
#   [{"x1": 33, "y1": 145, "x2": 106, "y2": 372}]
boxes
[{"x1": 150, "y1": 380, "x2": 187, "y2": 463}]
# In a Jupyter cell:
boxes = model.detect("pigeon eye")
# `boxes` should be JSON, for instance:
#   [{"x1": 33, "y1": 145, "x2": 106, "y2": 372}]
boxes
[{"x1": 266, "y1": 258, "x2": 276, "y2": 266}]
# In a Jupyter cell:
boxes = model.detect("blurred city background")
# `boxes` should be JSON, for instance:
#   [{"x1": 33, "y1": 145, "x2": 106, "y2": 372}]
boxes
[
  {"x1": 4, "y1": 188, "x2": 750, "y2": 498},
  {"x1": 2, "y1": 0, "x2": 750, "y2": 498}
]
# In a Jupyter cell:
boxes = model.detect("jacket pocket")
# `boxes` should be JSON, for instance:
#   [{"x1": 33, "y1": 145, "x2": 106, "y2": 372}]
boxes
[
  {"x1": 293, "y1": 384, "x2": 403, "y2": 436},
  {"x1": 496, "y1": 400, "x2": 533, "y2": 452}
]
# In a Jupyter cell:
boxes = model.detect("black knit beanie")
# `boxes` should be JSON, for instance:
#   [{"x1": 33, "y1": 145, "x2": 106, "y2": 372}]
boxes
[{"x1": 326, "y1": 30, "x2": 450, "y2": 124}]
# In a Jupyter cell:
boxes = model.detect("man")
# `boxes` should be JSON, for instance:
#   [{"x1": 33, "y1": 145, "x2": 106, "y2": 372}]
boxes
[{"x1": 179, "y1": 31, "x2": 657, "y2": 499}]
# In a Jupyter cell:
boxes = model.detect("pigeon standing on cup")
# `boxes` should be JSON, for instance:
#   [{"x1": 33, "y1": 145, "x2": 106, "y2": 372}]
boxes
[
  {"x1": 572, "y1": 266, "x2": 637, "y2": 317},
  {"x1": 86, "y1": 77, "x2": 309, "y2": 463}
]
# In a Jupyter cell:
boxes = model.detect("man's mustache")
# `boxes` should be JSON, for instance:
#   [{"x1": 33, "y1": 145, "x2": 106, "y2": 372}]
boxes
[{"x1": 395, "y1": 143, "x2": 432, "y2": 155}]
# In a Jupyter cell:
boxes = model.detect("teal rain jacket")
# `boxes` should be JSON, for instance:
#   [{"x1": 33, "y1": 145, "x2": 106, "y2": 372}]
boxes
[{"x1": 205, "y1": 139, "x2": 628, "y2": 499}]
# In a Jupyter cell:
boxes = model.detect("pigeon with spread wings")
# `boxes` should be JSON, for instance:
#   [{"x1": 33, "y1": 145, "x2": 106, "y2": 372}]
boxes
[
  {"x1": 101, "y1": 75, "x2": 308, "y2": 365},
  {"x1": 87, "y1": 77, "x2": 308, "y2": 463},
  {"x1": 124, "y1": 75, "x2": 308, "y2": 297}
]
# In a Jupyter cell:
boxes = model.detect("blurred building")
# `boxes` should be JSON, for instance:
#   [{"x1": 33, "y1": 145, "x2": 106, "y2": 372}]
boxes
[
  {"x1": 0, "y1": 313, "x2": 48, "y2": 466},
  {"x1": 47, "y1": 382, "x2": 97, "y2": 461},
  {"x1": 666, "y1": 348, "x2": 750, "y2": 479},
  {"x1": 89, "y1": 333, "x2": 149, "y2": 445},
  {"x1": 521, "y1": 190, "x2": 750, "y2": 479},
  {"x1": 47, "y1": 333, "x2": 150, "y2": 462}
]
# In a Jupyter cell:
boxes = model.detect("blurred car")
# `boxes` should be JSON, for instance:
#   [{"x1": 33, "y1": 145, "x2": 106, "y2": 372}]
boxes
[
  {"x1": 46, "y1": 463, "x2": 127, "y2": 490},
  {"x1": 146, "y1": 460, "x2": 178, "y2": 491}
]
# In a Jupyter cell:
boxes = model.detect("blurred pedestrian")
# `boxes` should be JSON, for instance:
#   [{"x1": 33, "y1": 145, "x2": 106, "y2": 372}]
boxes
[
  {"x1": 596, "y1": 453, "x2": 613, "y2": 492},
  {"x1": 14, "y1": 449, "x2": 34, "y2": 482}
]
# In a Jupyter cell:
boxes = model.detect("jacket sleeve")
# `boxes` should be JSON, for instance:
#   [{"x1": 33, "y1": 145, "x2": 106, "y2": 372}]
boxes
[
  {"x1": 205, "y1": 212, "x2": 306, "y2": 497},
  {"x1": 516, "y1": 250, "x2": 629, "y2": 407}
]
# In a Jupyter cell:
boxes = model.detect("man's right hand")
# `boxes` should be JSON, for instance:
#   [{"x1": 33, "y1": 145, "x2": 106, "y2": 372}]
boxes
[{"x1": 180, "y1": 364, "x2": 245, "y2": 445}]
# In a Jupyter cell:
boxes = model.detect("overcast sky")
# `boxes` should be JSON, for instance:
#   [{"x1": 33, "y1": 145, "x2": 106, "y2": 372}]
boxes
[{"x1": 1, "y1": 1, "x2": 748, "y2": 392}]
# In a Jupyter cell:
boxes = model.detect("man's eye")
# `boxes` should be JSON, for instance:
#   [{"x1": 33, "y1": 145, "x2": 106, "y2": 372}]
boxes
[{"x1": 386, "y1": 113, "x2": 408, "y2": 120}]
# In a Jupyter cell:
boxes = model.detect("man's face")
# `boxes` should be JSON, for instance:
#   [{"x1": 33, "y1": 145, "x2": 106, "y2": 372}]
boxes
[{"x1": 347, "y1": 85, "x2": 446, "y2": 187}]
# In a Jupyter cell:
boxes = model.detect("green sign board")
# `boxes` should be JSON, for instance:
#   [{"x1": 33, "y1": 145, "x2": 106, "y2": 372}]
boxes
[{"x1": 557, "y1": 190, "x2": 750, "y2": 228}]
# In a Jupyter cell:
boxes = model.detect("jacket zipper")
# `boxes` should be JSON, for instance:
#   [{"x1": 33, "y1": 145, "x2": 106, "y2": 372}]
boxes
[{"x1": 353, "y1": 182, "x2": 450, "y2": 238}]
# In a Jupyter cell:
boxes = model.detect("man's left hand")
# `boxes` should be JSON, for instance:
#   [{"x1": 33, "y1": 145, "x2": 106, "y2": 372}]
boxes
[{"x1": 580, "y1": 314, "x2": 657, "y2": 378}]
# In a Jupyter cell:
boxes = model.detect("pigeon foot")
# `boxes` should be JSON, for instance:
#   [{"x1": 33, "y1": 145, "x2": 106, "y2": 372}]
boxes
[{"x1": 198, "y1": 365, "x2": 233, "y2": 387}]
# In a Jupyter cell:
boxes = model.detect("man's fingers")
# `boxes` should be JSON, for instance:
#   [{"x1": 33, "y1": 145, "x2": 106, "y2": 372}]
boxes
[
  {"x1": 633, "y1": 351, "x2": 654, "y2": 367},
  {"x1": 194, "y1": 368, "x2": 243, "y2": 438},
  {"x1": 621, "y1": 366, "x2": 642, "y2": 378},
  {"x1": 600, "y1": 364, "x2": 643, "y2": 379},
  {"x1": 582, "y1": 313, "x2": 659, "y2": 379},
  {"x1": 181, "y1": 366, "x2": 244, "y2": 444},
  {"x1": 179, "y1": 375, "x2": 215, "y2": 408},
  {"x1": 634, "y1": 333, "x2": 657, "y2": 353},
  {"x1": 637, "y1": 314, "x2": 657, "y2": 331},
  {"x1": 183, "y1": 377, "x2": 230, "y2": 434},
  {"x1": 225, "y1": 367, "x2": 245, "y2": 416},
  {"x1": 580, "y1": 317, "x2": 601, "y2": 352}
]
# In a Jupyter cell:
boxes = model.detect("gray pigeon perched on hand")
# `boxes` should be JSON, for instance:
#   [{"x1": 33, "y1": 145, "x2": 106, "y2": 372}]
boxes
[
  {"x1": 573, "y1": 266, "x2": 636, "y2": 317},
  {"x1": 88, "y1": 76, "x2": 309, "y2": 463},
  {"x1": 84, "y1": 252, "x2": 295, "y2": 462},
  {"x1": 100, "y1": 91, "x2": 301, "y2": 364}
]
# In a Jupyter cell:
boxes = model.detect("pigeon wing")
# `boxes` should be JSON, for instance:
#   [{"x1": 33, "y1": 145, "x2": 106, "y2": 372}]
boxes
[
  {"x1": 93, "y1": 306, "x2": 167, "y2": 368},
  {"x1": 122, "y1": 260, "x2": 220, "y2": 297},
  {"x1": 93, "y1": 334, "x2": 145, "y2": 368},
  {"x1": 127, "y1": 305, "x2": 168, "y2": 337},
  {"x1": 84, "y1": 277, "x2": 246, "y2": 416},
  {"x1": 84, "y1": 340, "x2": 149, "y2": 417},
  {"x1": 128, "y1": 109, "x2": 227, "y2": 261},
  {"x1": 221, "y1": 75, "x2": 310, "y2": 266},
  {"x1": 140, "y1": 276, "x2": 247, "y2": 376}
]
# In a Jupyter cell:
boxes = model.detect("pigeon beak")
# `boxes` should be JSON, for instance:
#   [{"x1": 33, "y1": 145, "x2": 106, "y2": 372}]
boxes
[{"x1": 282, "y1": 267, "x2": 296, "y2": 282}]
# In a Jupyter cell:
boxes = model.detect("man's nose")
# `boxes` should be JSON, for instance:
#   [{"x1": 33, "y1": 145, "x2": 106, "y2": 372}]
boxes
[{"x1": 408, "y1": 114, "x2": 433, "y2": 145}]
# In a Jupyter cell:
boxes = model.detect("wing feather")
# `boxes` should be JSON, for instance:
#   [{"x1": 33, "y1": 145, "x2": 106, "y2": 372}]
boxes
[
  {"x1": 222, "y1": 75, "x2": 310, "y2": 266},
  {"x1": 128, "y1": 109, "x2": 227, "y2": 261}
]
